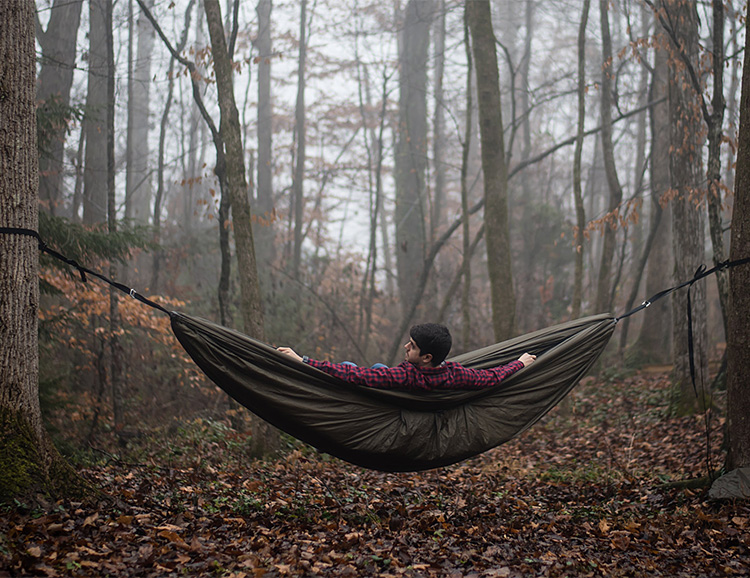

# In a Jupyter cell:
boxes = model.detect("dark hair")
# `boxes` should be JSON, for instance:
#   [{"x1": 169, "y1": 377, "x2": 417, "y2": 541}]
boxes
[{"x1": 409, "y1": 323, "x2": 452, "y2": 366}]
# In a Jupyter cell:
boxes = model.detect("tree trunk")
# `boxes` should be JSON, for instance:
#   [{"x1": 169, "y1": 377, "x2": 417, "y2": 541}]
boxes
[
  {"x1": 431, "y1": 0, "x2": 446, "y2": 236},
  {"x1": 634, "y1": 28, "x2": 672, "y2": 364},
  {"x1": 460, "y1": 6, "x2": 474, "y2": 350},
  {"x1": 571, "y1": 0, "x2": 590, "y2": 320},
  {"x1": 125, "y1": 0, "x2": 155, "y2": 223},
  {"x1": 204, "y1": 0, "x2": 265, "y2": 339},
  {"x1": 204, "y1": 0, "x2": 276, "y2": 454},
  {"x1": 726, "y1": 8, "x2": 750, "y2": 469},
  {"x1": 705, "y1": 0, "x2": 728, "y2": 339},
  {"x1": 467, "y1": 0, "x2": 515, "y2": 341},
  {"x1": 595, "y1": 0, "x2": 624, "y2": 314},
  {"x1": 36, "y1": 0, "x2": 83, "y2": 216},
  {"x1": 395, "y1": 0, "x2": 432, "y2": 320},
  {"x1": 99, "y1": 0, "x2": 125, "y2": 438},
  {"x1": 82, "y1": 0, "x2": 110, "y2": 225},
  {"x1": 0, "y1": 0, "x2": 83, "y2": 503},
  {"x1": 666, "y1": 0, "x2": 709, "y2": 415},
  {"x1": 292, "y1": 0, "x2": 307, "y2": 281},
  {"x1": 254, "y1": 0, "x2": 275, "y2": 274}
]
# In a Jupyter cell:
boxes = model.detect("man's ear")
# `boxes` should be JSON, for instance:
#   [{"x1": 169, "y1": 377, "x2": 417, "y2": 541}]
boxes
[{"x1": 421, "y1": 352, "x2": 433, "y2": 366}]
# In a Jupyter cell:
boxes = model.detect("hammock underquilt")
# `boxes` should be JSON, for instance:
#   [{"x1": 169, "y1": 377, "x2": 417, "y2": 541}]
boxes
[{"x1": 171, "y1": 312, "x2": 616, "y2": 472}]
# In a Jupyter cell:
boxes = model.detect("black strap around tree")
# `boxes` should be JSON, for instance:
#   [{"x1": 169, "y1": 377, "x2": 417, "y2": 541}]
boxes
[{"x1": 0, "y1": 226, "x2": 171, "y2": 316}]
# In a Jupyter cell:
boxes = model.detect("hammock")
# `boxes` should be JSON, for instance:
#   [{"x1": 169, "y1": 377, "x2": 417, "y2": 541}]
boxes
[
  {"x1": 171, "y1": 312, "x2": 616, "y2": 472},
  {"x1": 3, "y1": 227, "x2": 747, "y2": 473}
]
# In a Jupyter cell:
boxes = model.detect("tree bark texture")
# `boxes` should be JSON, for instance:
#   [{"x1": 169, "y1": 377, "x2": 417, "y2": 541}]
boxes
[
  {"x1": 705, "y1": 0, "x2": 728, "y2": 339},
  {"x1": 571, "y1": 0, "x2": 590, "y2": 320},
  {"x1": 595, "y1": 0, "x2": 624, "y2": 314},
  {"x1": 467, "y1": 0, "x2": 515, "y2": 341},
  {"x1": 726, "y1": 10, "x2": 750, "y2": 470},
  {"x1": 204, "y1": 0, "x2": 265, "y2": 339},
  {"x1": 125, "y1": 0, "x2": 155, "y2": 223},
  {"x1": 431, "y1": 0, "x2": 446, "y2": 236},
  {"x1": 665, "y1": 0, "x2": 709, "y2": 415},
  {"x1": 0, "y1": 0, "x2": 82, "y2": 503},
  {"x1": 36, "y1": 0, "x2": 83, "y2": 216},
  {"x1": 395, "y1": 0, "x2": 432, "y2": 319},
  {"x1": 254, "y1": 0, "x2": 275, "y2": 272},
  {"x1": 82, "y1": 0, "x2": 110, "y2": 225}
]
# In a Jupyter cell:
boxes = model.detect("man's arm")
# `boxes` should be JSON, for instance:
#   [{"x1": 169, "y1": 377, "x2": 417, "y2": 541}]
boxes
[
  {"x1": 276, "y1": 347, "x2": 413, "y2": 388},
  {"x1": 447, "y1": 358, "x2": 527, "y2": 390}
]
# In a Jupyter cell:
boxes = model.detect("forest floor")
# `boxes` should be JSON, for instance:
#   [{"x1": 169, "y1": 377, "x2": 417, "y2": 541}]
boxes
[{"x1": 1, "y1": 368, "x2": 748, "y2": 578}]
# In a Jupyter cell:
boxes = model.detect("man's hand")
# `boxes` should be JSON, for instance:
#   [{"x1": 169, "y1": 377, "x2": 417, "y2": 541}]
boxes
[
  {"x1": 518, "y1": 353, "x2": 537, "y2": 367},
  {"x1": 278, "y1": 347, "x2": 304, "y2": 362}
]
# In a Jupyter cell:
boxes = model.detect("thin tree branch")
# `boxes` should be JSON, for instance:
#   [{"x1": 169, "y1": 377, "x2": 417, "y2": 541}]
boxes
[{"x1": 508, "y1": 96, "x2": 666, "y2": 179}]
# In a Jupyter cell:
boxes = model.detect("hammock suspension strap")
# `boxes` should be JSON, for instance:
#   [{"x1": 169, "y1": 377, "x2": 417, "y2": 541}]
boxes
[{"x1": 0, "y1": 226, "x2": 171, "y2": 316}]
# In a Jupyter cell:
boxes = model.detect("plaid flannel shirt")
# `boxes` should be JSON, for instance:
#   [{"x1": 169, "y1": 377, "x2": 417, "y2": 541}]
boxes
[{"x1": 304, "y1": 358, "x2": 525, "y2": 391}]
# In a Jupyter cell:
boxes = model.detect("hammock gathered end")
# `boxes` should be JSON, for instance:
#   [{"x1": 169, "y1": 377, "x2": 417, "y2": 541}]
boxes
[{"x1": 171, "y1": 312, "x2": 616, "y2": 472}]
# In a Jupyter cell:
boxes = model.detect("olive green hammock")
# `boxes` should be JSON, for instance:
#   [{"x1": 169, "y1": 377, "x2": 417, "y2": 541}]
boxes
[
  {"x1": 7, "y1": 227, "x2": 744, "y2": 473},
  {"x1": 171, "y1": 312, "x2": 616, "y2": 472}
]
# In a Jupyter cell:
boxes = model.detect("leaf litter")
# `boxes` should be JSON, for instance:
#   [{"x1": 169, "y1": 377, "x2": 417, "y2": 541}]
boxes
[{"x1": 1, "y1": 370, "x2": 748, "y2": 577}]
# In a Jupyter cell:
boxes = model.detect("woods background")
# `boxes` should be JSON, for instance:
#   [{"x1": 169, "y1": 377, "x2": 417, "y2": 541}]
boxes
[{"x1": 28, "y1": 0, "x2": 743, "y2": 452}]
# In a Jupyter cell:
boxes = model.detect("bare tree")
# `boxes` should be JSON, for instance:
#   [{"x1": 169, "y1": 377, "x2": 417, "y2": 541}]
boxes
[
  {"x1": 648, "y1": 0, "x2": 729, "y2": 338},
  {"x1": 203, "y1": 0, "x2": 265, "y2": 339},
  {"x1": 431, "y1": 0, "x2": 446, "y2": 236},
  {"x1": 152, "y1": 0, "x2": 195, "y2": 294},
  {"x1": 35, "y1": 0, "x2": 83, "y2": 216},
  {"x1": 459, "y1": 5, "x2": 474, "y2": 349},
  {"x1": 571, "y1": 0, "x2": 591, "y2": 320},
  {"x1": 291, "y1": 0, "x2": 308, "y2": 281},
  {"x1": 92, "y1": 0, "x2": 126, "y2": 438},
  {"x1": 664, "y1": 0, "x2": 709, "y2": 415},
  {"x1": 125, "y1": 0, "x2": 156, "y2": 223},
  {"x1": 628, "y1": 29, "x2": 673, "y2": 365},
  {"x1": 595, "y1": 0, "x2": 624, "y2": 314},
  {"x1": 254, "y1": 0, "x2": 275, "y2": 275},
  {"x1": 467, "y1": 0, "x2": 515, "y2": 341},
  {"x1": 395, "y1": 0, "x2": 433, "y2": 320},
  {"x1": 82, "y1": 0, "x2": 110, "y2": 225}
]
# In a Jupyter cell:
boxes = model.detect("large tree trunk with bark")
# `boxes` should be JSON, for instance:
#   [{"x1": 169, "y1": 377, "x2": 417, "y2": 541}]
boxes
[
  {"x1": 467, "y1": 0, "x2": 515, "y2": 341},
  {"x1": 725, "y1": 11, "x2": 750, "y2": 471},
  {"x1": 395, "y1": 0, "x2": 432, "y2": 320},
  {"x1": 36, "y1": 0, "x2": 83, "y2": 216},
  {"x1": 0, "y1": 0, "x2": 84, "y2": 503},
  {"x1": 204, "y1": 0, "x2": 265, "y2": 339},
  {"x1": 666, "y1": 0, "x2": 709, "y2": 415}
]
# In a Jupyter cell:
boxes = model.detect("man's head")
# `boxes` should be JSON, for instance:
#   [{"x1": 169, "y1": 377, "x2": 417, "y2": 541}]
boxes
[{"x1": 405, "y1": 323, "x2": 452, "y2": 367}]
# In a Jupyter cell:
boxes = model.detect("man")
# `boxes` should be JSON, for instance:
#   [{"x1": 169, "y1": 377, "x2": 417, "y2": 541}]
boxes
[{"x1": 278, "y1": 323, "x2": 536, "y2": 391}]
